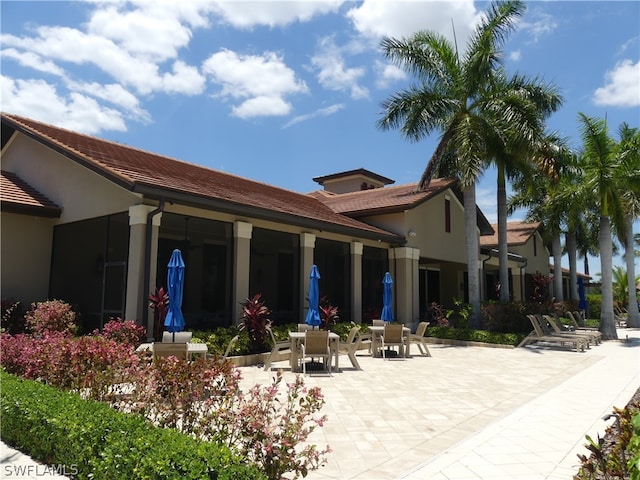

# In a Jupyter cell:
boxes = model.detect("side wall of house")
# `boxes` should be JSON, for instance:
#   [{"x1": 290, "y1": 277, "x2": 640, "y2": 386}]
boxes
[{"x1": 1, "y1": 212, "x2": 55, "y2": 304}]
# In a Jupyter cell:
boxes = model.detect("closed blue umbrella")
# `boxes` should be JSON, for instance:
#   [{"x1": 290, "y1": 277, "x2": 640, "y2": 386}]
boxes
[
  {"x1": 305, "y1": 265, "x2": 322, "y2": 328},
  {"x1": 577, "y1": 276, "x2": 588, "y2": 311},
  {"x1": 381, "y1": 272, "x2": 394, "y2": 322},
  {"x1": 164, "y1": 249, "x2": 186, "y2": 337}
]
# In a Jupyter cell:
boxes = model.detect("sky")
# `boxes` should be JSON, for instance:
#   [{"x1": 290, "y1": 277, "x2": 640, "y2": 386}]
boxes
[{"x1": 1, "y1": 0, "x2": 639, "y2": 276}]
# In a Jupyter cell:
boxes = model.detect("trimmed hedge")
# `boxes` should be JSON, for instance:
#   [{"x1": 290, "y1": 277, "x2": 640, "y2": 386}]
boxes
[
  {"x1": 425, "y1": 326, "x2": 527, "y2": 346},
  {"x1": 0, "y1": 371, "x2": 266, "y2": 480}
]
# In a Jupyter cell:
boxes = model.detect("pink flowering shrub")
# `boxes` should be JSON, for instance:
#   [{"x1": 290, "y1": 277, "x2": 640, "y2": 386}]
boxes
[
  {"x1": 95, "y1": 318, "x2": 146, "y2": 346},
  {"x1": 0, "y1": 331, "x2": 143, "y2": 401},
  {"x1": 24, "y1": 299, "x2": 77, "y2": 336}
]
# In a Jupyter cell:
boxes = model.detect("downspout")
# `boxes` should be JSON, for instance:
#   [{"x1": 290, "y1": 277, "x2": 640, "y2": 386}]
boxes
[
  {"x1": 519, "y1": 259, "x2": 528, "y2": 302},
  {"x1": 142, "y1": 198, "x2": 165, "y2": 334},
  {"x1": 481, "y1": 252, "x2": 492, "y2": 301}
]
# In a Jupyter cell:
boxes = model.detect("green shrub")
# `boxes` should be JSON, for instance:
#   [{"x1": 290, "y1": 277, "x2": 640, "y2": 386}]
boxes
[
  {"x1": 587, "y1": 294, "x2": 602, "y2": 320},
  {"x1": 425, "y1": 326, "x2": 526, "y2": 346},
  {"x1": 480, "y1": 301, "x2": 532, "y2": 333},
  {"x1": 0, "y1": 371, "x2": 266, "y2": 480}
]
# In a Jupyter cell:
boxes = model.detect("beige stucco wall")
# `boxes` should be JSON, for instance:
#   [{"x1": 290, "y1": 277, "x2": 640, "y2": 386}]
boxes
[
  {"x1": 511, "y1": 232, "x2": 550, "y2": 275},
  {"x1": 1, "y1": 212, "x2": 55, "y2": 304},
  {"x1": 2, "y1": 135, "x2": 141, "y2": 223}
]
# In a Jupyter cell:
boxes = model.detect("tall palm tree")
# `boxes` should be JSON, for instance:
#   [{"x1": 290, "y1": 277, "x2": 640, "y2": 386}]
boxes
[
  {"x1": 490, "y1": 77, "x2": 563, "y2": 302},
  {"x1": 377, "y1": 0, "x2": 527, "y2": 327},
  {"x1": 615, "y1": 123, "x2": 640, "y2": 327},
  {"x1": 508, "y1": 132, "x2": 573, "y2": 302},
  {"x1": 575, "y1": 113, "x2": 629, "y2": 339}
]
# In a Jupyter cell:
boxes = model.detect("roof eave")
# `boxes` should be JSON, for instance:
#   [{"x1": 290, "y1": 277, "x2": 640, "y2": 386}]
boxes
[
  {"x1": 134, "y1": 184, "x2": 403, "y2": 244},
  {"x1": 1, "y1": 202, "x2": 61, "y2": 218}
]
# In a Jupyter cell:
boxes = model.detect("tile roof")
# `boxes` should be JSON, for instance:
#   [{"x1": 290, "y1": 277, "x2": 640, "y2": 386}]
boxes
[
  {"x1": 309, "y1": 178, "x2": 457, "y2": 216},
  {"x1": 1, "y1": 113, "x2": 401, "y2": 242},
  {"x1": 479, "y1": 221, "x2": 542, "y2": 248},
  {"x1": 1, "y1": 170, "x2": 61, "y2": 217}
]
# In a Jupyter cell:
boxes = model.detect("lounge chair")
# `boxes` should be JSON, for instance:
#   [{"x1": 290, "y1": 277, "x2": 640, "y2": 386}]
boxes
[
  {"x1": 408, "y1": 321, "x2": 432, "y2": 357},
  {"x1": 338, "y1": 324, "x2": 362, "y2": 370},
  {"x1": 301, "y1": 330, "x2": 331, "y2": 375},
  {"x1": 567, "y1": 312, "x2": 603, "y2": 340},
  {"x1": 222, "y1": 335, "x2": 239, "y2": 360},
  {"x1": 518, "y1": 315, "x2": 586, "y2": 352},
  {"x1": 264, "y1": 326, "x2": 292, "y2": 371},
  {"x1": 545, "y1": 315, "x2": 600, "y2": 346},
  {"x1": 381, "y1": 323, "x2": 405, "y2": 359},
  {"x1": 153, "y1": 342, "x2": 189, "y2": 361},
  {"x1": 538, "y1": 314, "x2": 593, "y2": 348}
]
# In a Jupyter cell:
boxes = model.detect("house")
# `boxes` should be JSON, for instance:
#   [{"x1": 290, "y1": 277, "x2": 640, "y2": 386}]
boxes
[
  {"x1": 3, "y1": 112, "x2": 542, "y2": 337},
  {"x1": 479, "y1": 221, "x2": 550, "y2": 302}
]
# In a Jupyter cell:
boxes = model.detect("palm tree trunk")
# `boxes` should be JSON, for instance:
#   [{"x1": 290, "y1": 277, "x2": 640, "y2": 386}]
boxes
[
  {"x1": 625, "y1": 214, "x2": 640, "y2": 327},
  {"x1": 552, "y1": 235, "x2": 563, "y2": 302},
  {"x1": 566, "y1": 232, "x2": 578, "y2": 301},
  {"x1": 497, "y1": 164, "x2": 510, "y2": 301},
  {"x1": 464, "y1": 184, "x2": 481, "y2": 329},
  {"x1": 599, "y1": 215, "x2": 618, "y2": 339}
]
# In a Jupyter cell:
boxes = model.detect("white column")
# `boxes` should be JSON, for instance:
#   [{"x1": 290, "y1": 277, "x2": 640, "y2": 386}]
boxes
[
  {"x1": 233, "y1": 221, "x2": 253, "y2": 325},
  {"x1": 300, "y1": 233, "x2": 316, "y2": 320},
  {"x1": 351, "y1": 241, "x2": 363, "y2": 324}
]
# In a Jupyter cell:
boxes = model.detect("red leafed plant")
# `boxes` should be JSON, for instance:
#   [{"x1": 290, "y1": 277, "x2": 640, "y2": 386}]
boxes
[
  {"x1": 319, "y1": 296, "x2": 339, "y2": 330},
  {"x1": 149, "y1": 287, "x2": 169, "y2": 341},
  {"x1": 239, "y1": 293, "x2": 271, "y2": 353}
]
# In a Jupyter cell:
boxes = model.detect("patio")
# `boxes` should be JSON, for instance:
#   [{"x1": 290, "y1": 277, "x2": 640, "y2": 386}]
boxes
[
  {"x1": 237, "y1": 328, "x2": 640, "y2": 479},
  {"x1": 1, "y1": 328, "x2": 638, "y2": 480}
]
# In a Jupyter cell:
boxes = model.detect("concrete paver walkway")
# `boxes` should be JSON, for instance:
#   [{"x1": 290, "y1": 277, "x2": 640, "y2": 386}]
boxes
[{"x1": 1, "y1": 328, "x2": 638, "y2": 479}]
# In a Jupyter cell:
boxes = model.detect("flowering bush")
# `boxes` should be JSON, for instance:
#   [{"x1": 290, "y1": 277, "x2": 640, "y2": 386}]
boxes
[
  {"x1": 24, "y1": 299, "x2": 77, "y2": 336},
  {"x1": 1, "y1": 299, "x2": 24, "y2": 334},
  {"x1": 96, "y1": 318, "x2": 146, "y2": 346},
  {"x1": 0, "y1": 332, "x2": 143, "y2": 401},
  {"x1": 239, "y1": 293, "x2": 271, "y2": 353}
]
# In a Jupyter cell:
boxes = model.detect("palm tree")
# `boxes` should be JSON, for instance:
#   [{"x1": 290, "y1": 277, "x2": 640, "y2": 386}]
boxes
[
  {"x1": 575, "y1": 113, "x2": 631, "y2": 339},
  {"x1": 615, "y1": 123, "x2": 640, "y2": 327},
  {"x1": 377, "y1": 0, "x2": 527, "y2": 327},
  {"x1": 490, "y1": 76, "x2": 563, "y2": 302},
  {"x1": 508, "y1": 132, "x2": 573, "y2": 302}
]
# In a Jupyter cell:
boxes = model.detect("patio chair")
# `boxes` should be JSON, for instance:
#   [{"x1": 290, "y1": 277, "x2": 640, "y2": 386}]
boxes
[
  {"x1": 301, "y1": 330, "x2": 331, "y2": 375},
  {"x1": 338, "y1": 324, "x2": 362, "y2": 370},
  {"x1": 381, "y1": 323, "x2": 405, "y2": 360},
  {"x1": 222, "y1": 335, "x2": 239, "y2": 360},
  {"x1": 517, "y1": 315, "x2": 586, "y2": 352},
  {"x1": 162, "y1": 331, "x2": 192, "y2": 343},
  {"x1": 544, "y1": 315, "x2": 600, "y2": 346},
  {"x1": 537, "y1": 314, "x2": 593, "y2": 349},
  {"x1": 298, "y1": 323, "x2": 313, "y2": 332},
  {"x1": 409, "y1": 321, "x2": 432, "y2": 357},
  {"x1": 153, "y1": 342, "x2": 188, "y2": 362},
  {"x1": 570, "y1": 311, "x2": 604, "y2": 333},
  {"x1": 264, "y1": 326, "x2": 292, "y2": 371},
  {"x1": 372, "y1": 319, "x2": 386, "y2": 326}
]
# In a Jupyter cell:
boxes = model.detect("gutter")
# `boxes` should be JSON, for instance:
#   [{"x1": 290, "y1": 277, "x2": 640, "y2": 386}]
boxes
[{"x1": 142, "y1": 198, "x2": 165, "y2": 337}]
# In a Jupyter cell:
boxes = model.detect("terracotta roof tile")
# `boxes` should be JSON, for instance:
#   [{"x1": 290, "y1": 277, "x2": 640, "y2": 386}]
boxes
[
  {"x1": 311, "y1": 178, "x2": 457, "y2": 216},
  {"x1": 479, "y1": 221, "x2": 541, "y2": 247},
  {"x1": 1, "y1": 170, "x2": 61, "y2": 217},
  {"x1": 2, "y1": 113, "x2": 400, "y2": 241}
]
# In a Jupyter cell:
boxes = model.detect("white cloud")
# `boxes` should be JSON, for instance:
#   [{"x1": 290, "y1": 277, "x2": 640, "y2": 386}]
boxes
[
  {"x1": 509, "y1": 50, "x2": 522, "y2": 62},
  {"x1": 211, "y1": 0, "x2": 344, "y2": 28},
  {"x1": 0, "y1": 76, "x2": 127, "y2": 134},
  {"x1": 518, "y1": 11, "x2": 558, "y2": 43},
  {"x1": 282, "y1": 103, "x2": 345, "y2": 128},
  {"x1": 65, "y1": 80, "x2": 150, "y2": 122},
  {"x1": 202, "y1": 49, "x2": 308, "y2": 118},
  {"x1": 160, "y1": 60, "x2": 206, "y2": 95},
  {"x1": 1, "y1": 48, "x2": 66, "y2": 77},
  {"x1": 593, "y1": 59, "x2": 640, "y2": 107},
  {"x1": 475, "y1": 186, "x2": 497, "y2": 224},
  {"x1": 311, "y1": 36, "x2": 369, "y2": 99},
  {"x1": 374, "y1": 60, "x2": 406, "y2": 89},
  {"x1": 346, "y1": 0, "x2": 479, "y2": 48}
]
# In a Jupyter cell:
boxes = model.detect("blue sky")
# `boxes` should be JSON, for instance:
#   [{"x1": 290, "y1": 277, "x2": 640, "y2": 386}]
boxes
[{"x1": 2, "y1": 1, "x2": 639, "y2": 275}]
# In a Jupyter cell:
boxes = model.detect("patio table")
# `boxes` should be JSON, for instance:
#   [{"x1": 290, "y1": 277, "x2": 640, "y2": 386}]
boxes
[
  {"x1": 369, "y1": 325, "x2": 411, "y2": 358},
  {"x1": 289, "y1": 331, "x2": 340, "y2": 372},
  {"x1": 135, "y1": 342, "x2": 208, "y2": 359}
]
